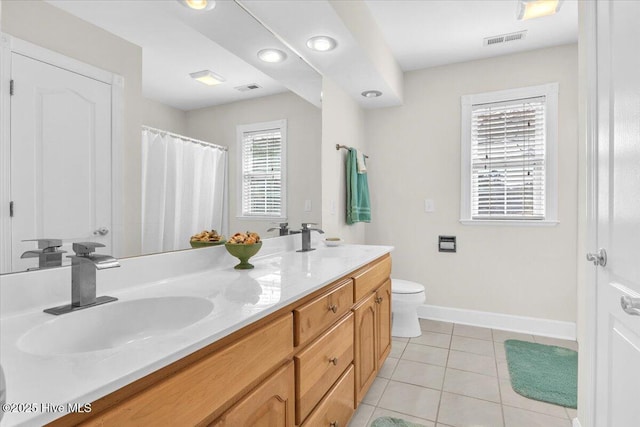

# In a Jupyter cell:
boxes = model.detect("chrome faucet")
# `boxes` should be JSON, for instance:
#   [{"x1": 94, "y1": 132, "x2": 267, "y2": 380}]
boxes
[
  {"x1": 297, "y1": 223, "x2": 324, "y2": 252},
  {"x1": 267, "y1": 222, "x2": 290, "y2": 236},
  {"x1": 20, "y1": 238, "x2": 66, "y2": 269},
  {"x1": 44, "y1": 242, "x2": 120, "y2": 315}
]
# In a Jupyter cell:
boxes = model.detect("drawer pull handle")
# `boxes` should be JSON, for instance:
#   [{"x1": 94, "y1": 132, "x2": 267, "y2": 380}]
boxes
[
  {"x1": 328, "y1": 304, "x2": 338, "y2": 313},
  {"x1": 329, "y1": 357, "x2": 338, "y2": 365},
  {"x1": 330, "y1": 422, "x2": 339, "y2": 427}
]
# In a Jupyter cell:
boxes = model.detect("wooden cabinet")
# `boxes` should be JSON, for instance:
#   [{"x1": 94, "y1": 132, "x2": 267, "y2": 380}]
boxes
[
  {"x1": 353, "y1": 293, "x2": 378, "y2": 404},
  {"x1": 212, "y1": 362, "x2": 295, "y2": 427},
  {"x1": 376, "y1": 279, "x2": 392, "y2": 368},
  {"x1": 301, "y1": 365, "x2": 355, "y2": 427}
]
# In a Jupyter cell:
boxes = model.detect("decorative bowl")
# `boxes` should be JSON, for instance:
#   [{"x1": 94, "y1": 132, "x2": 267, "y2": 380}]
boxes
[
  {"x1": 225, "y1": 241, "x2": 262, "y2": 269},
  {"x1": 190, "y1": 239, "x2": 226, "y2": 248}
]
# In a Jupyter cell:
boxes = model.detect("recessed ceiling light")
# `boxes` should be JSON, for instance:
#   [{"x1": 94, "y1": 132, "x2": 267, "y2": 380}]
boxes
[
  {"x1": 257, "y1": 49, "x2": 287, "y2": 63},
  {"x1": 189, "y1": 70, "x2": 225, "y2": 86},
  {"x1": 178, "y1": 0, "x2": 216, "y2": 11},
  {"x1": 361, "y1": 90, "x2": 382, "y2": 98},
  {"x1": 516, "y1": 0, "x2": 563, "y2": 20},
  {"x1": 306, "y1": 36, "x2": 337, "y2": 52}
]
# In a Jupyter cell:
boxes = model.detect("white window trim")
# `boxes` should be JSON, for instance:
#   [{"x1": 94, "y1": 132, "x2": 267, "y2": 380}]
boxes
[
  {"x1": 460, "y1": 83, "x2": 559, "y2": 226},
  {"x1": 236, "y1": 119, "x2": 287, "y2": 221}
]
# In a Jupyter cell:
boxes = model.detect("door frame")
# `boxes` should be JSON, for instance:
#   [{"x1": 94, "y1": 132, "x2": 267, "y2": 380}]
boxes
[{"x1": 0, "y1": 33, "x2": 124, "y2": 272}]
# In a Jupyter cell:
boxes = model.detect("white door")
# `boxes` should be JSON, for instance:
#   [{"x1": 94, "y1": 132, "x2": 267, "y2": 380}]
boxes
[
  {"x1": 593, "y1": 1, "x2": 640, "y2": 426},
  {"x1": 9, "y1": 53, "x2": 112, "y2": 272}
]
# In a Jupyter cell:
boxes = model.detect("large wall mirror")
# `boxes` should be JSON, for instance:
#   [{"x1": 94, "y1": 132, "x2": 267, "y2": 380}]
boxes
[{"x1": 0, "y1": 0, "x2": 322, "y2": 274}]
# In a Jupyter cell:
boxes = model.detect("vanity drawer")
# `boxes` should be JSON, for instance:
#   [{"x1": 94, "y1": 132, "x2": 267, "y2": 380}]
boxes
[
  {"x1": 353, "y1": 255, "x2": 391, "y2": 302},
  {"x1": 295, "y1": 312, "x2": 354, "y2": 424},
  {"x1": 294, "y1": 279, "x2": 353, "y2": 347},
  {"x1": 301, "y1": 364, "x2": 355, "y2": 427},
  {"x1": 82, "y1": 314, "x2": 293, "y2": 427}
]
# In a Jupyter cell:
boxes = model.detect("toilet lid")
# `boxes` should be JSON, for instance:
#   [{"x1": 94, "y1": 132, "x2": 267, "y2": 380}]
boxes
[{"x1": 392, "y1": 279, "x2": 425, "y2": 294}]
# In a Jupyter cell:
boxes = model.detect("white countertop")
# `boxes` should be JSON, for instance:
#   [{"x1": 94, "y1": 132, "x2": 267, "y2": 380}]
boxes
[{"x1": 0, "y1": 234, "x2": 392, "y2": 426}]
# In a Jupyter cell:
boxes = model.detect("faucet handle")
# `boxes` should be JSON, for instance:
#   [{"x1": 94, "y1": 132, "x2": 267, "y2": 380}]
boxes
[
  {"x1": 22, "y1": 238, "x2": 63, "y2": 250},
  {"x1": 301, "y1": 223, "x2": 318, "y2": 230},
  {"x1": 72, "y1": 242, "x2": 105, "y2": 256}
]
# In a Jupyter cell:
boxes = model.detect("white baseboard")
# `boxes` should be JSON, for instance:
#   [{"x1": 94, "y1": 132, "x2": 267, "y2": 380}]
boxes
[
  {"x1": 572, "y1": 417, "x2": 581, "y2": 427},
  {"x1": 417, "y1": 304, "x2": 576, "y2": 340}
]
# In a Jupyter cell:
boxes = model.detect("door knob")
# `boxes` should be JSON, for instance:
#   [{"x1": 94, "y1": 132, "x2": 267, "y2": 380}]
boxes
[
  {"x1": 621, "y1": 296, "x2": 640, "y2": 316},
  {"x1": 93, "y1": 227, "x2": 109, "y2": 236},
  {"x1": 586, "y1": 248, "x2": 607, "y2": 266}
]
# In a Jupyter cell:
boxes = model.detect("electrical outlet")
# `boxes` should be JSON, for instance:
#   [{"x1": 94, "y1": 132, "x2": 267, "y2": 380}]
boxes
[
  {"x1": 330, "y1": 200, "x2": 336, "y2": 215},
  {"x1": 304, "y1": 200, "x2": 312, "y2": 212},
  {"x1": 424, "y1": 199, "x2": 435, "y2": 213}
]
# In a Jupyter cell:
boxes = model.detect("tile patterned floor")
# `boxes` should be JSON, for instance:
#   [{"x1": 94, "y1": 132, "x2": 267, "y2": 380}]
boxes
[{"x1": 348, "y1": 319, "x2": 578, "y2": 427}]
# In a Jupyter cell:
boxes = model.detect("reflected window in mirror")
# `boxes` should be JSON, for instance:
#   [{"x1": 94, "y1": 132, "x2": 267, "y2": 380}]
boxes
[{"x1": 237, "y1": 120, "x2": 287, "y2": 220}]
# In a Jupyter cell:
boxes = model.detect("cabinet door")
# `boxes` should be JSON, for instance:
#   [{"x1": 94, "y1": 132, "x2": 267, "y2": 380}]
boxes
[
  {"x1": 212, "y1": 361, "x2": 295, "y2": 427},
  {"x1": 353, "y1": 293, "x2": 377, "y2": 403},
  {"x1": 376, "y1": 279, "x2": 392, "y2": 368}
]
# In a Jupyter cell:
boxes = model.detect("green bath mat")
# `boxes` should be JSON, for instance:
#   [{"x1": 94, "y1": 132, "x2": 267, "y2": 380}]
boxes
[
  {"x1": 504, "y1": 339, "x2": 578, "y2": 408},
  {"x1": 370, "y1": 417, "x2": 428, "y2": 427}
]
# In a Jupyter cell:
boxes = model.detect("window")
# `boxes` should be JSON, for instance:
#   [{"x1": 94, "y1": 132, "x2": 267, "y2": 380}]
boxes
[
  {"x1": 460, "y1": 84, "x2": 558, "y2": 225},
  {"x1": 236, "y1": 120, "x2": 287, "y2": 219}
]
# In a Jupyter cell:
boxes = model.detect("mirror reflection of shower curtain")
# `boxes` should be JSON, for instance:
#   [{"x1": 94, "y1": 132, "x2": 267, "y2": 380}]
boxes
[{"x1": 141, "y1": 128, "x2": 228, "y2": 253}]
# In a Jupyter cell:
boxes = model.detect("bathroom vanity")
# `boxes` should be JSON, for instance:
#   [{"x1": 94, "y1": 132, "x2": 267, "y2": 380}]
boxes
[{"x1": 0, "y1": 234, "x2": 392, "y2": 426}]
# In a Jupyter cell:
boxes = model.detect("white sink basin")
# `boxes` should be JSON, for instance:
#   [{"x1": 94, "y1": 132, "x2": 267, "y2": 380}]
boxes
[{"x1": 18, "y1": 296, "x2": 214, "y2": 355}]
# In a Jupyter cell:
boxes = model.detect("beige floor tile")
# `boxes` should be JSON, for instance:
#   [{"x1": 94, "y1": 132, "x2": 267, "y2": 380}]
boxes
[
  {"x1": 419, "y1": 319, "x2": 454, "y2": 335},
  {"x1": 494, "y1": 341, "x2": 507, "y2": 360},
  {"x1": 391, "y1": 359, "x2": 446, "y2": 390},
  {"x1": 499, "y1": 379, "x2": 569, "y2": 419},
  {"x1": 532, "y1": 336, "x2": 579, "y2": 351},
  {"x1": 503, "y1": 406, "x2": 572, "y2": 427},
  {"x1": 362, "y1": 377, "x2": 389, "y2": 406},
  {"x1": 348, "y1": 403, "x2": 375, "y2": 427},
  {"x1": 390, "y1": 340, "x2": 408, "y2": 358},
  {"x1": 453, "y1": 324, "x2": 493, "y2": 341},
  {"x1": 437, "y1": 392, "x2": 504, "y2": 427},
  {"x1": 378, "y1": 357, "x2": 399, "y2": 379},
  {"x1": 492, "y1": 329, "x2": 535, "y2": 343},
  {"x1": 410, "y1": 331, "x2": 452, "y2": 349},
  {"x1": 447, "y1": 350, "x2": 497, "y2": 376},
  {"x1": 392, "y1": 336, "x2": 410, "y2": 343},
  {"x1": 450, "y1": 335, "x2": 495, "y2": 357},
  {"x1": 377, "y1": 380, "x2": 441, "y2": 421},
  {"x1": 402, "y1": 343, "x2": 449, "y2": 367},
  {"x1": 442, "y1": 368, "x2": 500, "y2": 403},
  {"x1": 496, "y1": 359, "x2": 511, "y2": 380},
  {"x1": 369, "y1": 407, "x2": 436, "y2": 427}
]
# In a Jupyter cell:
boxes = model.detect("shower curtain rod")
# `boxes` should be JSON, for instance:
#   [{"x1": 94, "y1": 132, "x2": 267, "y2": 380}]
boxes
[
  {"x1": 142, "y1": 125, "x2": 228, "y2": 151},
  {"x1": 336, "y1": 144, "x2": 369, "y2": 158}
]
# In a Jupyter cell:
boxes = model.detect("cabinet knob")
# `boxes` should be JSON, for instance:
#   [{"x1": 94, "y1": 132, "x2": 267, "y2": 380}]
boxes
[
  {"x1": 330, "y1": 422, "x2": 339, "y2": 427},
  {"x1": 329, "y1": 357, "x2": 338, "y2": 366},
  {"x1": 328, "y1": 304, "x2": 338, "y2": 313},
  {"x1": 375, "y1": 296, "x2": 383, "y2": 304}
]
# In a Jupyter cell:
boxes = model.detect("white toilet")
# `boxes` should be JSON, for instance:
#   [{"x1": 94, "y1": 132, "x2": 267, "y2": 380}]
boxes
[{"x1": 391, "y1": 279, "x2": 426, "y2": 338}]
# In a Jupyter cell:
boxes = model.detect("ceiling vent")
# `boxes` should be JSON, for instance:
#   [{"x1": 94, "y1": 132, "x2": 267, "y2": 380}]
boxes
[
  {"x1": 234, "y1": 83, "x2": 262, "y2": 92},
  {"x1": 483, "y1": 30, "x2": 527, "y2": 46}
]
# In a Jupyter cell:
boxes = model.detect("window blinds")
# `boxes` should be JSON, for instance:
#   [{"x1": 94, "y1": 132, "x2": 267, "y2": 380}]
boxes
[
  {"x1": 241, "y1": 128, "x2": 282, "y2": 217},
  {"x1": 470, "y1": 96, "x2": 546, "y2": 220}
]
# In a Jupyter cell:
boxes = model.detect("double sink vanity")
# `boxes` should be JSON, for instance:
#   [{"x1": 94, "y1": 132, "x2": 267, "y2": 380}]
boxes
[{"x1": 0, "y1": 233, "x2": 393, "y2": 426}]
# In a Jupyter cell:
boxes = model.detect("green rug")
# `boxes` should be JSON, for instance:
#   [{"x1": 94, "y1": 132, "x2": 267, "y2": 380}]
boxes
[
  {"x1": 504, "y1": 339, "x2": 578, "y2": 408},
  {"x1": 370, "y1": 417, "x2": 428, "y2": 427}
]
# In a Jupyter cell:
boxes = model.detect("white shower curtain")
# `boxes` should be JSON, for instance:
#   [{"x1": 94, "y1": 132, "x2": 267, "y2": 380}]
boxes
[{"x1": 141, "y1": 128, "x2": 228, "y2": 253}]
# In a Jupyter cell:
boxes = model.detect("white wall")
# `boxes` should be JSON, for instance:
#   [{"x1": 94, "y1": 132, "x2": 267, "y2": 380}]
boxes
[
  {"x1": 141, "y1": 98, "x2": 187, "y2": 135},
  {"x1": 321, "y1": 77, "x2": 367, "y2": 244},
  {"x1": 365, "y1": 44, "x2": 579, "y2": 323},
  {"x1": 2, "y1": 0, "x2": 143, "y2": 257},
  {"x1": 186, "y1": 92, "x2": 321, "y2": 238}
]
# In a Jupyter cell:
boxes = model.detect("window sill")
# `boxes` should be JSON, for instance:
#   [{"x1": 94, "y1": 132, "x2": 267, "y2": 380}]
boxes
[
  {"x1": 237, "y1": 215, "x2": 287, "y2": 222},
  {"x1": 459, "y1": 219, "x2": 559, "y2": 227}
]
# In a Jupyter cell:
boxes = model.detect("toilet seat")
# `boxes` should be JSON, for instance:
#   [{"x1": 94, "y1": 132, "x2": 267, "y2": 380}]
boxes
[{"x1": 392, "y1": 279, "x2": 424, "y2": 295}]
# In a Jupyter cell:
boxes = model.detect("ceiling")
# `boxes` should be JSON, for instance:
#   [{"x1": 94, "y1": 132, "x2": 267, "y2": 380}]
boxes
[{"x1": 46, "y1": 0, "x2": 578, "y2": 111}]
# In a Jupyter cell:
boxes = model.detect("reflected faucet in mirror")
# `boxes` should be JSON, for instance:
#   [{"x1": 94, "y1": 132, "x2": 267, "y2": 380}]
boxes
[
  {"x1": 44, "y1": 242, "x2": 120, "y2": 315},
  {"x1": 267, "y1": 223, "x2": 290, "y2": 236},
  {"x1": 20, "y1": 239, "x2": 66, "y2": 270}
]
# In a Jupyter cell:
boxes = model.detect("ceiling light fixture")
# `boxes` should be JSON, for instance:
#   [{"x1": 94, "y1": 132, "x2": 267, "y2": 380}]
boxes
[
  {"x1": 189, "y1": 70, "x2": 225, "y2": 86},
  {"x1": 516, "y1": 0, "x2": 563, "y2": 20},
  {"x1": 361, "y1": 90, "x2": 382, "y2": 98},
  {"x1": 306, "y1": 36, "x2": 338, "y2": 52},
  {"x1": 257, "y1": 49, "x2": 287, "y2": 63},
  {"x1": 178, "y1": 0, "x2": 216, "y2": 11}
]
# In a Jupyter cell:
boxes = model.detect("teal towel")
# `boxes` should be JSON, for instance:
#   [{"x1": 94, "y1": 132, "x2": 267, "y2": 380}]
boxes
[{"x1": 346, "y1": 148, "x2": 371, "y2": 224}]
